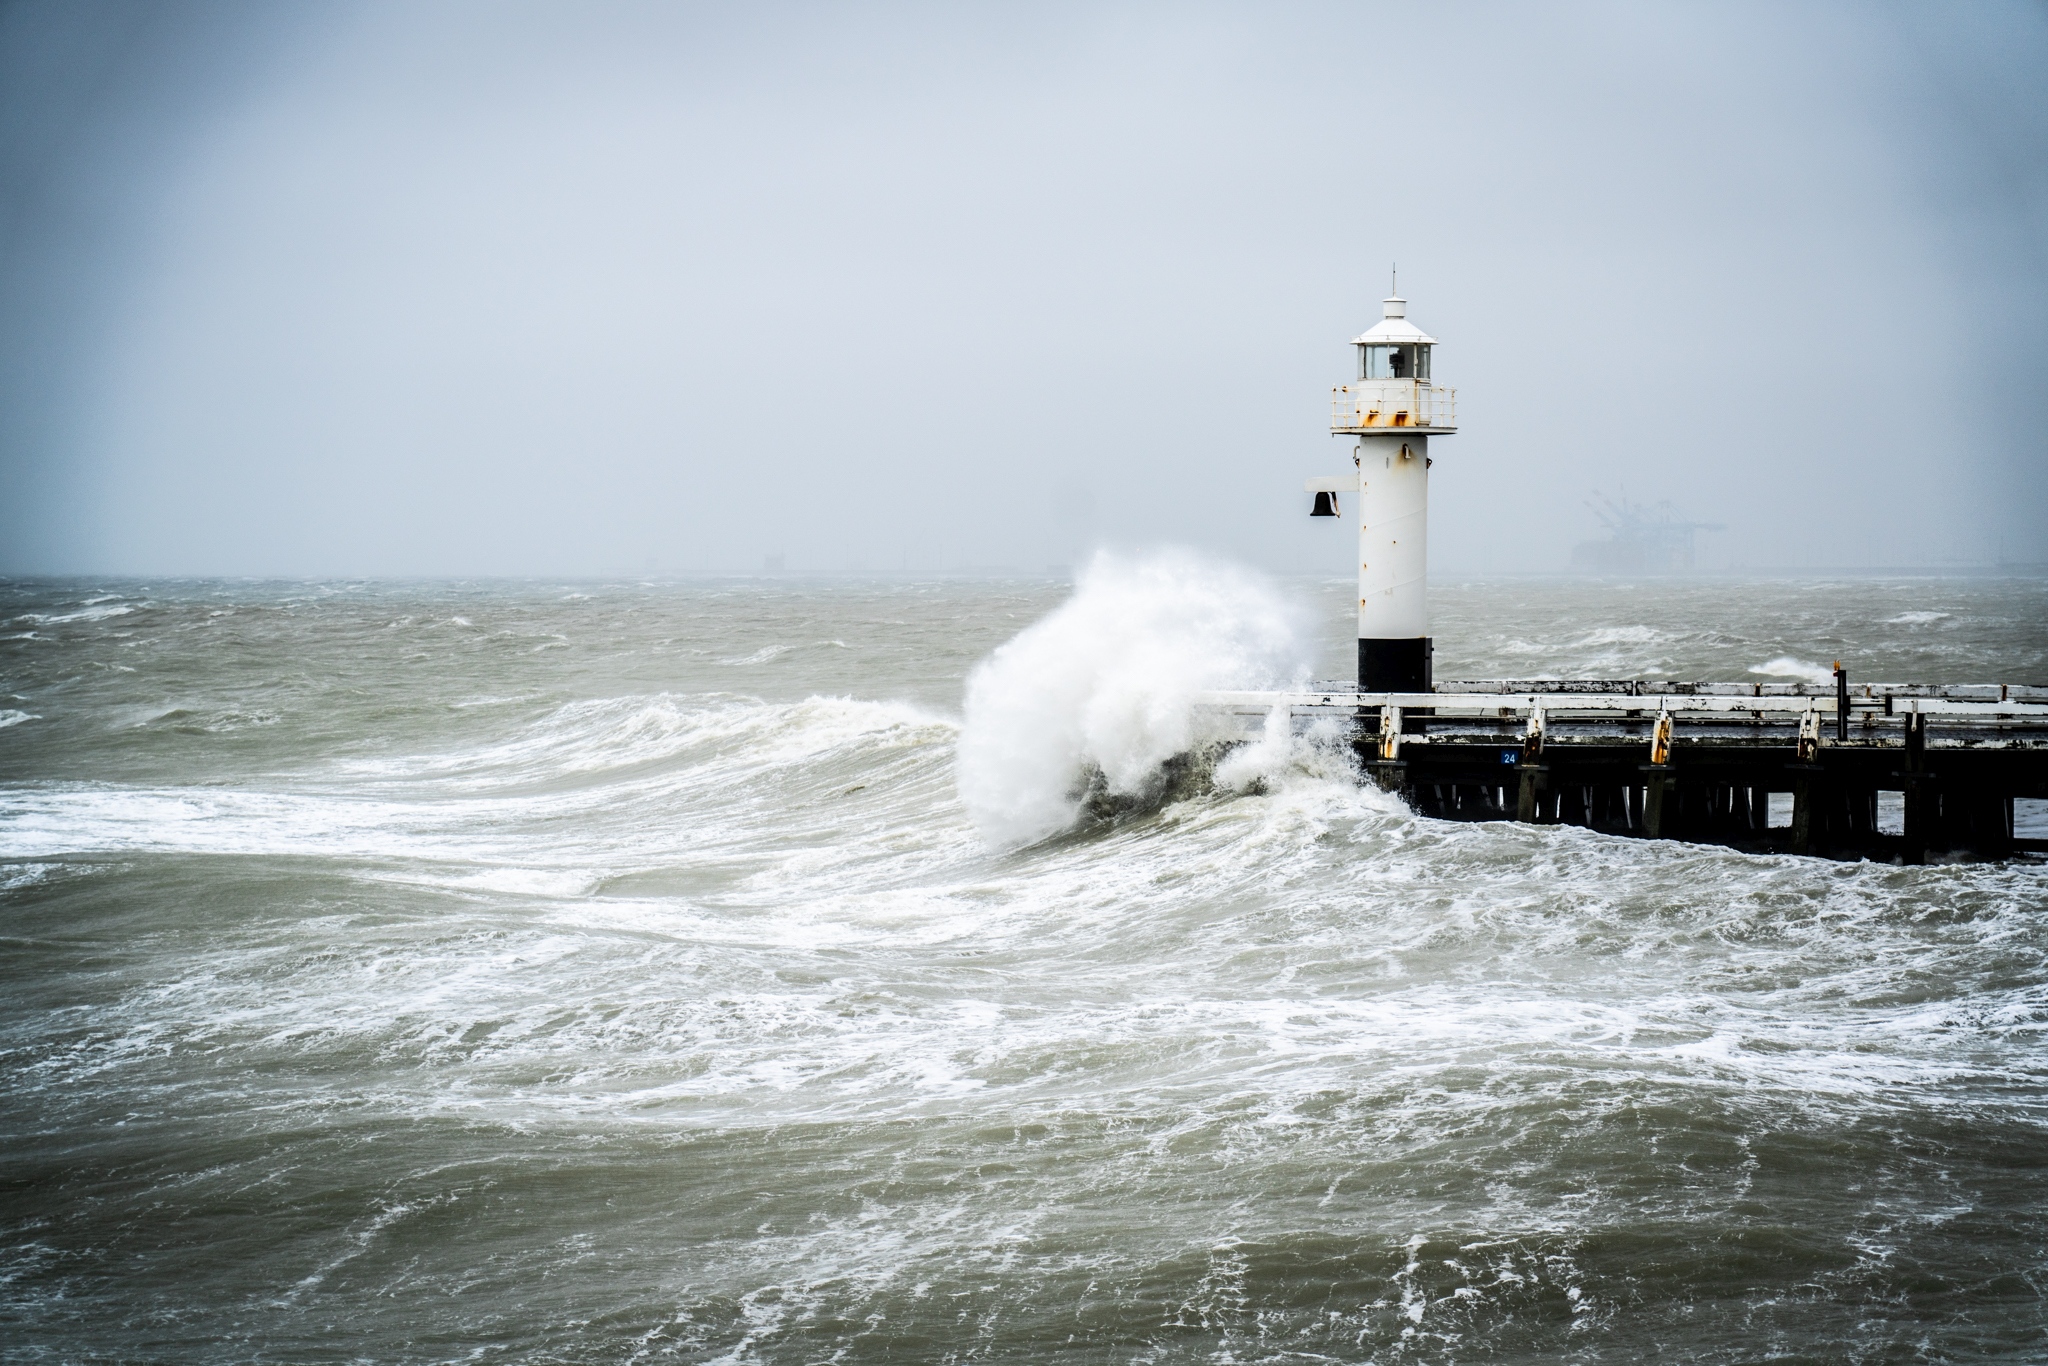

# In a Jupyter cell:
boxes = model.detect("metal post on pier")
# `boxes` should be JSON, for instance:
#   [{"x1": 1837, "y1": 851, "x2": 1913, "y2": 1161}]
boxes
[
  {"x1": 1640, "y1": 709, "x2": 1675, "y2": 839},
  {"x1": 1370, "y1": 706, "x2": 1408, "y2": 793},
  {"x1": 1901, "y1": 707, "x2": 1930, "y2": 865},
  {"x1": 1789, "y1": 705, "x2": 1823, "y2": 856},
  {"x1": 1514, "y1": 705, "x2": 1548, "y2": 822}
]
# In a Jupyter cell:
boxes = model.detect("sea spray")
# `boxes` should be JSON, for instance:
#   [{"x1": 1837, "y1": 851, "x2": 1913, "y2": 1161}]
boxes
[
  {"x1": 1207, "y1": 702, "x2": 1361, "y2": 795},
  {"x1": 956, "y1": 550, "x2": 1311, "y2": 845},
  {"x1": 1748, "y1": 654, "x2": 1838, "y2": 685}
]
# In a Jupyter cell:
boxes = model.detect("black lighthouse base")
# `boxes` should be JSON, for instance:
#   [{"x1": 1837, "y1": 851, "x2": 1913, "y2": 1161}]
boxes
[{"x1": 1358, "y1": 637, "x2": 1433, "y2": 693}]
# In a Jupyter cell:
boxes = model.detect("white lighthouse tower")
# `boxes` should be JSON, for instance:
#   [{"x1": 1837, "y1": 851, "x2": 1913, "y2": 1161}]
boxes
[{"x1": 1308, "y1": 286, "x2": 1457, "y2": 692}]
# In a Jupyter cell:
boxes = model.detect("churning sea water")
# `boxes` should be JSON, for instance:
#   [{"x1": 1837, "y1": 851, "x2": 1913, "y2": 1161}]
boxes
[{"x1": 2, "y1": 567, "x2": 2046, "y2": 1363}]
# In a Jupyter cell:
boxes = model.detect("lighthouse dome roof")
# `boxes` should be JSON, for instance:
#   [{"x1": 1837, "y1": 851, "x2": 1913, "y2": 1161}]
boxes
[{"x1": 1351, "y1": 295, "x2": 1436, "y2": 346}]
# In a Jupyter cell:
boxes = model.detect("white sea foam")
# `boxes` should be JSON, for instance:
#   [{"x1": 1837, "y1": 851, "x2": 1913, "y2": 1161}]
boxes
[
  {"x1": 0, "y1": 862, "x2": 60, "y2": 890},
  {"x1": 17, "y1": 604, "x2": 133, "y2": 625},
  {"x1": 1573, "y1": 625, "x2": 1663, "y2": 647},
  {"x1": 0, "y1": 710, "x2": 37, "y2": 729},
  {"x1": 1886, "y1": 610, "x2": 1952, "y2": 626},
  {"x1": 336, "y1": 692, "x2": 946, "y2": 792},
  {"x1": 956, "y1": 549, "x2": 1311, "y2": 846},
  {"x1": 430, "y1": 867, "x2": 605, "y2": 898},
  {"x1": 1748, "y1": 655, "x2": 1837, "y2": 685}
]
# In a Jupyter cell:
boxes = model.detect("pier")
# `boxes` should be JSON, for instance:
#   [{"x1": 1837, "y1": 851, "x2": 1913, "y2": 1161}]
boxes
[
  {"x1": 1280, "y1": 287, "x2": 2044, "y2": 861},
  {"x1": 1198, "y1": 672, "x2": 2048, "y2": 862}
]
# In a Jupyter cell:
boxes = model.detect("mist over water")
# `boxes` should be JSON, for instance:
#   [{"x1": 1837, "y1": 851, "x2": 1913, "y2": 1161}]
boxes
[
  {"x1": 6, "y1": 4, "x2": 2047, "y2": 577},
  {"x1": 3, "y1": 572, "x2": 2047, "y2": 1362}
]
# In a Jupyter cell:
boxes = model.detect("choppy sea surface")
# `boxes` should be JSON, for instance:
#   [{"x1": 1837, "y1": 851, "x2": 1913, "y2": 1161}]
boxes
[{"x1": 3, "y1": 572, "x2": 2046, "y2": 1363}]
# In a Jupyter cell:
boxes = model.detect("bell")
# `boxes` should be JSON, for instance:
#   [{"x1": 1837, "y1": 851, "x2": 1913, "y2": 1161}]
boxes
[{"x1": 1310, "y1": 491, "x2": 1339, "y2": 517}]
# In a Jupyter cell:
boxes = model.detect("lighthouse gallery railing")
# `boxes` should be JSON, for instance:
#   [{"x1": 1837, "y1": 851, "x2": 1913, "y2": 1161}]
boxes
[{"x1": 1331, "y1": 381, "x2": 1457, "y2": 432}]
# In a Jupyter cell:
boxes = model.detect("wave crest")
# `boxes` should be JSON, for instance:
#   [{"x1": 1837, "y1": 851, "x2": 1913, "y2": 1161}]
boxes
[{"x1": 957, "y1": 550, "x2": 1310, "y2": 847}]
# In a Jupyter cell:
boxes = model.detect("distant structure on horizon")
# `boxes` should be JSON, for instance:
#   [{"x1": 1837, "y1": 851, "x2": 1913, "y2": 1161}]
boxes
[{"x1": 1571, "y1": 492, "x2": 1724, "y2": 574}]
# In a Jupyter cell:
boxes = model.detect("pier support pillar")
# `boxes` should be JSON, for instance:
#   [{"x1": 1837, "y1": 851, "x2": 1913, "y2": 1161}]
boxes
[
  {"x1": 1642, "y1": 765, "x2": 1676, "y2": 840},
  {"x1": 1788, "y1": 764, "x2": 1822, "y2": 856},
  {"x1": 1367, "y1": 760, "x2": 1408, "y2": 796},
  {"x1": 1949, "y1": 793, "x2": 2014, "y2": 859},
  {"x1": 1748, "y1": 785, "x2": 1772, "y2": 835},
  {"x1": 1515, "y1": 764, "x2": 1549, "y2": 823},
  {"x1": 1843, "y1": 786, "x2": 1878, "y2": 848}
]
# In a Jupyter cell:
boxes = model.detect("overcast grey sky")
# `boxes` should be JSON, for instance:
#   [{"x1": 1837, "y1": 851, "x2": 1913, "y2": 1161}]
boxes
[{"x1": 2, "y1": 0, "x2": 2044, "y2": 577}]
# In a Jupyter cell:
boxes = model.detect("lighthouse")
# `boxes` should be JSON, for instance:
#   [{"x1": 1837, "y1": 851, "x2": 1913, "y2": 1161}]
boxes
[{"x1": 1308, "y1": 288, "x2": 1457, "y2": 692}]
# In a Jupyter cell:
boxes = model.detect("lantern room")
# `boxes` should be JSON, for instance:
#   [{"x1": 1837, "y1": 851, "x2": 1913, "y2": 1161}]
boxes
[{"x1": 1354, "y1": 295, "x2": 1435, "y2": 381}]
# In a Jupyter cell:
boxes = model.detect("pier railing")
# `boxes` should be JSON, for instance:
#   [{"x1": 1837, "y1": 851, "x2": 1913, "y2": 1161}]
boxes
[
  {"x1": 1193, "y1": 681, "x2": 2048, "y2": 746},
  {"x1": 1202, "y1": 679, "x2": 2048, "y2": 710},
  {"x1": 1191, "y1": 679, "x2": 2048, "y2": 861}
]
